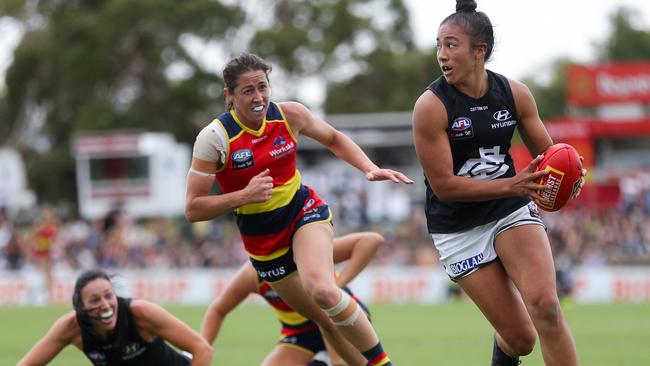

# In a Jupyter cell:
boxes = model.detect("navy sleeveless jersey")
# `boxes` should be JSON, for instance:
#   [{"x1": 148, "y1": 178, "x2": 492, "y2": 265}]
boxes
[
  {"x1": 81, "y1": 297, "x2": 190, "y2": 366},
  {"x1": 424, "y1": 70, "x2": 530, "y2": 233}
]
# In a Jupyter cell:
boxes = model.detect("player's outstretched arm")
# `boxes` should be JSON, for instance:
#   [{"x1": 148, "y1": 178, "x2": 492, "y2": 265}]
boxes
[
  {"x1": 17, "y1": 312, "x2": 78, "y2": 366},
  {"x1": 333, "y1": 232, "x2": 384, "y2": 288},
  {"x1": 131, "y1": 300, "x2": 213, "y2": 366},
  {"x1": 200, "y1": 263, "x2": 258, "y2": 345},
  {"x1": 281, "y1": 101, "x2": 413, "y2": 184}
]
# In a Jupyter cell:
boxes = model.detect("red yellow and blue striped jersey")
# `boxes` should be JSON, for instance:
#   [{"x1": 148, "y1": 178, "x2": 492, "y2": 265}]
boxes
[{"x1": 214, "y1": 102, "x2": 324, "y2": 260}]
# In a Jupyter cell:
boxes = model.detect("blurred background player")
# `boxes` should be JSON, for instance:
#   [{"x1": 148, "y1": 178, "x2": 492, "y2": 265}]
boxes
[
  {"x1": 18, "y1": 269, "x2": 213, "y2": 366},
  {"x1": 201, "y1": 232, "x2": 384, "y2": 366},
  {"x1": 31, "y1": 204, "x2": 59, "y2": 303}
]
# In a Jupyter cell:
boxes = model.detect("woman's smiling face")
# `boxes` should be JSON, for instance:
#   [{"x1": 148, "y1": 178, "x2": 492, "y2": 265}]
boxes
[{"x1": 81, "y1": 278, "x2": 118, "y2": 335}]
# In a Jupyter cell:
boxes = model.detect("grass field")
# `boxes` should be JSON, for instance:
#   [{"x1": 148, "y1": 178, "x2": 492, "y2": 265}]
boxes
[{"x1": 2, "y1": 301, "x2": 649, "y2": 365}]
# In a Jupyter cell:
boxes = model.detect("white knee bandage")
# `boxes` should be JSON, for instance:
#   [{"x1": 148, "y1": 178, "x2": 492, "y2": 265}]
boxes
[
  {"x1": 324, "y1": 290, "x2": 363, "y2": 326},
  {"x1": 325, "y1": 289, "x2": 351, "y2": 317},
  {"x1": 333, "y1": 304, "x2": 363, "y2": 326}
]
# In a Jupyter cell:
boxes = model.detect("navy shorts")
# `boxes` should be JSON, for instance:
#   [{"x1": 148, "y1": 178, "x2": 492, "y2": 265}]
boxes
[
  {"x1": 249, "y1": 204, "x2": 332, "y2": 283},
  {"x1": 279, "y1": 328, "x2": 326, "y2": 355},
  {"x1": 249, "y1": 246, "x2": 298, "y2": 283}
]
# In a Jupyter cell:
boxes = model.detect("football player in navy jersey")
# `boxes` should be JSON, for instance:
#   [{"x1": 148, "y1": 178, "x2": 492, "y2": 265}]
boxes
[
  {"x1": 18, "y1": 269, "x2": 212, "y2": 366},
  {"x1": 411, "y1": 1, "x2": 580, "y2": 365}
]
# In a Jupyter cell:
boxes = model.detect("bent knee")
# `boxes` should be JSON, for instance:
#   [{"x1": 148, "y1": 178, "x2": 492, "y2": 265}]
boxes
[
  {"x1": 500, "y1": 323, "x2": 536, "y2": 356},
  {"x1": 507, "y1": 333, "x2": 536, "y2": 356},
  {"x1": 529, "y1": 294, "x2": 563, "y2": 326},
  {"x1": 305, "y1": 282, "x2": 342, "y2": 309}
]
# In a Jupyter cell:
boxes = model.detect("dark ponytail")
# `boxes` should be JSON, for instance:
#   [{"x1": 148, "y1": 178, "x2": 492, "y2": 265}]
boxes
[
  {"x1": 441, "y1": 0, "x2": 494, "y2": 62},
  {"x1": 456, "y1": 0, "x2": 477, "y2": 13}
]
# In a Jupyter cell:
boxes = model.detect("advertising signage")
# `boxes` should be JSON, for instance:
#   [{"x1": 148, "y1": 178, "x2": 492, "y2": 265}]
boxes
[{"x1": 567, "y1": 62, "x2": 650, "y2": 106}]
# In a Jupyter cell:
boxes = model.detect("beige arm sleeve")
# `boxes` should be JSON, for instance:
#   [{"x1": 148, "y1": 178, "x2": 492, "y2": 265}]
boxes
[{"x1": 192, "y1": 120, "x2": 228, "y2": 166}]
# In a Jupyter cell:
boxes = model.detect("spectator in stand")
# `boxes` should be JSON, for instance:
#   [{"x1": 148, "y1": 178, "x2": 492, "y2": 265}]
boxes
[{"x1": 1, "y1": 207, "x2": 26, "y2": 270}]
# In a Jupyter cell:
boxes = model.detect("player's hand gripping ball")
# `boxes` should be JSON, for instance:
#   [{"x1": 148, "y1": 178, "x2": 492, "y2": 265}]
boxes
[{"x1": 534, "y1": 143, "x2": 584, "y2": 212}]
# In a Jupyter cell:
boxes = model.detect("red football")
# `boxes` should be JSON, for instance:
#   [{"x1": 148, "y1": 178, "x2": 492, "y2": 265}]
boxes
[{"x1": 534, "y1": 143, "x2": 583, "y2": 212}]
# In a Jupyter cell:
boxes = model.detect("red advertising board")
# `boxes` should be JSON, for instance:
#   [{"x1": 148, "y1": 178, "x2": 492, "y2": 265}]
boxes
[{"x1": 567, "y1": 62, "x2": 650, "y2": 106}]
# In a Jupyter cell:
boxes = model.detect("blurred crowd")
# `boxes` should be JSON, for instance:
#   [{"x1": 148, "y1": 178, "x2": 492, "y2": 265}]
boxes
[{"x1": 2, "y1": 169, "x2": 650, "y2": 276}]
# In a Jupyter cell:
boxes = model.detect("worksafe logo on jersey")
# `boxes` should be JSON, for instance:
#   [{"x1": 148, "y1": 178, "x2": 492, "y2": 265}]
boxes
[
  {"x1": 449, "y1": 253, "x2": 484, "y2": 275},
  {"x1": 231, "y1": 149, "x2": 254, "y2": 170},
  {"x1": 269, "y1": 135, "x2": 295, "y2": 159},
  {"x1": 450, "y1": 117, "x2": 474, "y2": 139}
]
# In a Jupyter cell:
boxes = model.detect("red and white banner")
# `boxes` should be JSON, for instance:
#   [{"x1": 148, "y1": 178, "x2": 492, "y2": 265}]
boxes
[
  {"x1": 1, "y1": 266, "x2": 650, "y2": 305},
  {"x1": 567, "y1": 62, "x2": 650, "y2": 106}
]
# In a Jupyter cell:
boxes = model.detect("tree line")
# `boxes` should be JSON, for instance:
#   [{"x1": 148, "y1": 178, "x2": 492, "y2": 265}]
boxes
[{"x1": 0, "y1": 1, "x2": 649, "y2": 206}]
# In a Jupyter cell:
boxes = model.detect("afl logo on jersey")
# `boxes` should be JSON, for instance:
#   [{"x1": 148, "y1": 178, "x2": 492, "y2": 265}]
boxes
[
  {"x1": 450, "y1": 117, "x2": 474, "y2": 139},
  {"x1": 231, "y1": 149, "x2": 254, "y2": 170}
]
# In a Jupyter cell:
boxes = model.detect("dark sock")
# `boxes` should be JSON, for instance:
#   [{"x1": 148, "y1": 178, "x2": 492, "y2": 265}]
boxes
[
  {"x1": 492, "y1": 336, "x2": 520, "y2": 366},
  {"x1": 362, "y1": 342, "x2": 392, "y2": 365}
]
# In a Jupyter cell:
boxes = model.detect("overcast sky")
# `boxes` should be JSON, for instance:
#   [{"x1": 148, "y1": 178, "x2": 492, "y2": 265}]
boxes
[
  {"x1": 405, "y1": 0, "x2": 650, "y2": 81},
  {"x1": 2, "y1": 1, "x2": 650, "y2": 91}
]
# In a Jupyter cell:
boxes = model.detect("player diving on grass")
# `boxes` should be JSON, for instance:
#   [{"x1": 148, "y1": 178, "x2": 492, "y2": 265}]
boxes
[{"x1": 18, "y1": 269, "x2": 212, "y2": 366}]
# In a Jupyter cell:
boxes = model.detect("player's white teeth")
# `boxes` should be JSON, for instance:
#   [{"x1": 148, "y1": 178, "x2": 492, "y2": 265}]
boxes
[
  {"x1": 101, "y1": 310, "x2": 113, "y2": 319},
  {"x1": 253, "y1": 105, "x2": 264, "y2": 112}
]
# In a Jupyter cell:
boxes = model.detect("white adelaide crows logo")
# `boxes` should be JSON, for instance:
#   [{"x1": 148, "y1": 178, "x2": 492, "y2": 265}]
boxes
[{"x1": 457, "y1": 146, "x2": 509, "y2": 180}]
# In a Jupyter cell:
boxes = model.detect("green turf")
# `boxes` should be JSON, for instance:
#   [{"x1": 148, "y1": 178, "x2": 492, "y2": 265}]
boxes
[{"x1": 2, "y1": 302, "x2": 649, "y2": 365}]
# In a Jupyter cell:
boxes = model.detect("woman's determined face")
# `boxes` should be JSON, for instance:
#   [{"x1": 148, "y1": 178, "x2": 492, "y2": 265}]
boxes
[
  {"x1": 436, "y1": 22, "x2": 483, "y2": 84},
  {"x1": 226, "y1": 70, "x2": 270, "y2": 126}
]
